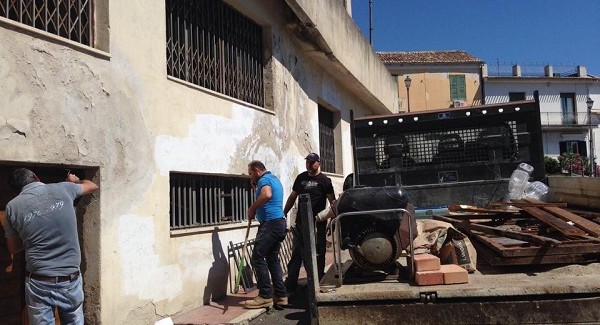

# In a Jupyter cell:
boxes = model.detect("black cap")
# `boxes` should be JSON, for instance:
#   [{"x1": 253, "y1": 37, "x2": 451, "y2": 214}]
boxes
[{"x1": 305, "y1": 153, "x2": 320, "y2": 162}]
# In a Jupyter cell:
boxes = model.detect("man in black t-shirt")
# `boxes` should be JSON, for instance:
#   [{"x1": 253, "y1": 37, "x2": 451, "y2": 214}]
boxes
[{"x1": 283, "y1": 153, "x2": 335, "y2": 291}]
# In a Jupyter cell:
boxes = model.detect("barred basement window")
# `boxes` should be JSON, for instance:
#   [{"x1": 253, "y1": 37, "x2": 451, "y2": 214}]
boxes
[
  {"x1": 318, "y1": 105, "x2": 336, "y2": 173},
  {"x1": 166, "y1": 0, "x2": 264, "y2": 107},
  {"x1": 0, "y1": 0, "x2": 93, "y2": 46},
  {"x1": 170, "y1": 173, "x2": 255, "y2": 229}
]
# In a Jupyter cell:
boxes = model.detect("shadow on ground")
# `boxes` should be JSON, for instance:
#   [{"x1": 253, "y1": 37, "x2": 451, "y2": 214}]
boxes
[{"x1": 249, "y1": 285, "x2": 310, "y2": 325}]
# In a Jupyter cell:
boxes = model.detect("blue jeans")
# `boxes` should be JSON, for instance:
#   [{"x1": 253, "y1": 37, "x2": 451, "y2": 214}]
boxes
[
  {"x1": 25, "y1": 274, "x2": 84, "y2": 325},
  {"x1": 251, "y1": 218, "x2": 287, "y2": 299}
]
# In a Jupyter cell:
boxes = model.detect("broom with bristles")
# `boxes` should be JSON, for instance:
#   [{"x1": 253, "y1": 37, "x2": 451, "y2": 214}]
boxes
[{"x1": 234, "y1": 219, "x2": 251, "y2": 293}]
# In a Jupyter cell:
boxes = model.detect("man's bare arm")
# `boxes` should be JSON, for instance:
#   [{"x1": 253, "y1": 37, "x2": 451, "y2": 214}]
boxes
[
  {"x1": 6, "y1": 236, "x2": 23, "y2": 255},
  {"x1": 67, "y1": 173, "x2": 99, "y2": 195},
  {"x1": 283, "y1": 191, "x2": 299, "y2": 215},
  {"x1": 327, "y1": 193, "x2": 336, "y2": 205}
]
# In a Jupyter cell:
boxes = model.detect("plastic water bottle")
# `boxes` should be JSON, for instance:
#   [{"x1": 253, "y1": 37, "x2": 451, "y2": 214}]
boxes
[
  {"x1": 506, "y1": 163, "x2": 534, "y2": 200},
  {"x1": 524, "y1": 181, "x2": 551, "y2": 201}
]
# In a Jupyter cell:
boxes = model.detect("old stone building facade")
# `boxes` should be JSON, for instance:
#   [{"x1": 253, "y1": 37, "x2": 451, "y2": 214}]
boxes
[{"x1": 0, "y1": 0, "x2": 397, "y2": 323}]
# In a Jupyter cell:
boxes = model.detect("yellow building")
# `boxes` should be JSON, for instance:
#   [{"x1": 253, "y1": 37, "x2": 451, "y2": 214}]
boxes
[{"x1": 379, "y1": 51, "x2": 484, "y2": 112}]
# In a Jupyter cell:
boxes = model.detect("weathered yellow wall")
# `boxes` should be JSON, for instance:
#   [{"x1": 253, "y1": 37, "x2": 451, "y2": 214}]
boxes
[{"x1": 398, "y1": 71, "x2": 482, "y2": 112}]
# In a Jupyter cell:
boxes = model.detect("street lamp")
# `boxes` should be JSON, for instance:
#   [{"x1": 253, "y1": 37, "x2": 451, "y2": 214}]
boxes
[
  {"x1": 404, "y1": 76, "x2": 412, "y2": 112},
  {"x1": 587, "y1": 96, "x2": 595, "y2": 176}
]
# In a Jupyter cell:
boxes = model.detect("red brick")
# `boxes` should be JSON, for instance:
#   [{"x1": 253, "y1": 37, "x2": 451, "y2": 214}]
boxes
[
  {"x1": 412, "y1": 253, "x2": 441, "y2": 272},
  {"x1": 415, "y1": 269, "x2": 444, "y2": 286},
  {"x1": 440, "y1": 264, "x2": 468, "y2": 284}
]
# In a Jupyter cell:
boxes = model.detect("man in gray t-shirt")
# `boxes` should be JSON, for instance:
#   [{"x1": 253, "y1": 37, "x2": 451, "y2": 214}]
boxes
[{"x1": 2, "y1": 168, "x2": 98, "y2": 325}]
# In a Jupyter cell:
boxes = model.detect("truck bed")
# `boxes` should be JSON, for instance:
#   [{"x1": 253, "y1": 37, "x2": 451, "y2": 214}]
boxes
[{"x1": 316, "y1": 260, "x2": 600, "y2": 324}]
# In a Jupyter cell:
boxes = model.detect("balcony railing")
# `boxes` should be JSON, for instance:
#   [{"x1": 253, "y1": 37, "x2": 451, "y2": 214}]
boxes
[{"x1": 540, "y1": 112, "x2": 599, "y2": 127}]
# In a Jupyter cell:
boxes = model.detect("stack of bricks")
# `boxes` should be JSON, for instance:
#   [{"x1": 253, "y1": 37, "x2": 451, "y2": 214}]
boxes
[{"x1": 412, "y1": 253, "x2": 468, "y2": 286}]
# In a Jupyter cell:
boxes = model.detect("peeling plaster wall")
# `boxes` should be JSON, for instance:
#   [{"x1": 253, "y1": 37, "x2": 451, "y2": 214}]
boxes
[{"x1": 1, "y1": 0, "x2": 380, "y2": 324}]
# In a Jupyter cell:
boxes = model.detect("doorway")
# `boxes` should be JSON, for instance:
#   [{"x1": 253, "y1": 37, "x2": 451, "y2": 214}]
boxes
[{"x1": 0, "y1": 163, "x2": 100, "y2": 325}]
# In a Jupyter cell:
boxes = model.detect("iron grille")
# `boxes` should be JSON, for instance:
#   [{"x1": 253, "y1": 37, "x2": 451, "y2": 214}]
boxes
[
  {"x1": 166, "y1": 0, "x2": 264, "y2": 107},
  {"x1": 228, "y1": 229, "x2": 294, "y2": 293},
  {"x1": 0, "y1": 0, "x2": 93, "y2": 46},
  {"x1": 170, "y1": 173, "x2": 255, "y2": 229},
  {"x1": 353, "y1": 100, "x2": 545, "y2": 186},
  {"x1": 318, "y1": 105, "x2": 336, "y2": 173}
]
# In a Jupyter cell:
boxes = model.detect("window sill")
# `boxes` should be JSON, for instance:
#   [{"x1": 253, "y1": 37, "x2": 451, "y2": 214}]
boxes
[
  {"x1": 0, "y1": 17, "x2": 111, "y2": 60},
  {"x1": 167, "y1": 76, "x2": 275, "y2": 116},
  {"x1": 170, "y1": 221, "x2": 259, "y2": 237}
]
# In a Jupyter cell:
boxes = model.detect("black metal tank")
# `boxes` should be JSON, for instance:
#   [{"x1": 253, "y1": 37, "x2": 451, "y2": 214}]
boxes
[{"x1": 335, "y1": 186, "x2": 410, "y2": 271}]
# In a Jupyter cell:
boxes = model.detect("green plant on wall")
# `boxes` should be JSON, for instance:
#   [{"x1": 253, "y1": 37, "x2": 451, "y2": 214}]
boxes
[{"x1": 544, "y1": 156, "x2": 561, "y2": 174}]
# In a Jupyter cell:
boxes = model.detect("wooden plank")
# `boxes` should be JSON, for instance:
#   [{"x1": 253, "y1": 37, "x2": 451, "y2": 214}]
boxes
[
  {"x1": 445, "y1": 213, "x2": 531, "y2": 221},
  {"x1": 472, "y1": 240, "x2": 600, "y2": 266},
  {"x1": 541, "y1": 206, "x2": 600, "y2": 237},
  {"x1": 519, "y1": 206, "x2": 587, "y2": 237},
  {"x1": 493, "y1": 199, "x2": 568, "y2": 208},
  {"x1": 472, "y1": 233, "x2": 600, "y2": 257},
  {"x1": 448, "y1": 204, "x2": 520, "y2": 215},
  {"x1": 576, "y1": 235, "x2": 600, "y2": 244},
  {"x1": 433, "y1": 215, "x2": 561, "y2": 246},
  {"x1": 567, "y1": 208, "x2": 600, "y2": 220}
]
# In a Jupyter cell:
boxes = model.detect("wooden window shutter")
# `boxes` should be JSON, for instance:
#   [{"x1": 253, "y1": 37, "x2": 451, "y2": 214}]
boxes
[
  {"x1": 559, "y1": 141, "x2": 567, "y2": 155},
  {"x1": 450, "y1": 75, "x2": 466, "y2": 101},
  {"x1": 578, "y1": 141, "x2": 588, "y2": 157}
]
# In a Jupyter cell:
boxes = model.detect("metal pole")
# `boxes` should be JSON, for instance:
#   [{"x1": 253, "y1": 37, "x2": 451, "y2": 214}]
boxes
[
  {"x1": 590, "y1": 106, "x2": 595, "y2": 176},
  {"x1": 369, "y1": 0, "x2": 373, "y2": 45},
  {"x1": 406, "y1": 86, "x2": 411, "y2": 112},
  {"x1": 298, "y1": 194, "x2": 319, "y2": 323}
]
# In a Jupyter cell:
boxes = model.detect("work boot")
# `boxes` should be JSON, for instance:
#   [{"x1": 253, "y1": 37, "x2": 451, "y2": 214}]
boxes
[
  {"x1": 242, "y1": 296, "x2": 273, "y2": 309},
  {"x1": 274, "y1": 295, "x2": 288, "y2": 306}
]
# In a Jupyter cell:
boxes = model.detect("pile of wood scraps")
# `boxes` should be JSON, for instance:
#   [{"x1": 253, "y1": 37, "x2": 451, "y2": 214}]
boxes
[{"x1": 434, "y1": 199, "x2": 600, "y2": 266}]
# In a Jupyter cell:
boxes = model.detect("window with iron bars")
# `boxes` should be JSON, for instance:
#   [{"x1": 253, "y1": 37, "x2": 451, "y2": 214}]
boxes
[
  {"x1": 318, "y1": 105, "x2": 336, "y2": 173},
  {"x1": 170, "y1": 173, "x2": 255, "y2": 229},
  {"x1": 166, "y1": 0, "x2": 264, "y2": 107},
  {"x1": 0, "y1": 0, "x2": 93, "y2": 46}
]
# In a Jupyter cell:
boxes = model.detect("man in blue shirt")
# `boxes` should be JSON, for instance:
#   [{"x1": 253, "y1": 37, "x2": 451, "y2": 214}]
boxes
[{"x1": 242, "y1": 160, "x2": 288, "y2": 309}]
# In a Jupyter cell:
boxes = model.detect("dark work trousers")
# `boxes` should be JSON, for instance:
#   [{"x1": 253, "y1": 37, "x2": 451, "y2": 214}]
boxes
[
  {"x1": 251, "y1": 217, "x2": 288, "y2": 299},
  {"x1": 285, "y1": 220, "x2": 327, "y2": 287}
]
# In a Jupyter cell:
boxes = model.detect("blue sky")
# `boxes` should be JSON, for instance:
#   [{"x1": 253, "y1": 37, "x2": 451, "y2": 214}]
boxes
[{"x1": 352, "y1": 0, "x2": 600, "y2": 75}]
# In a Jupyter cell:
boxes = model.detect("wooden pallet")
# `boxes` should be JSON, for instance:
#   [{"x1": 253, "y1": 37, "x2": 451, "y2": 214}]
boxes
[{"x1": 434, "y1": 202, "x2": 600, "y2": 266}]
